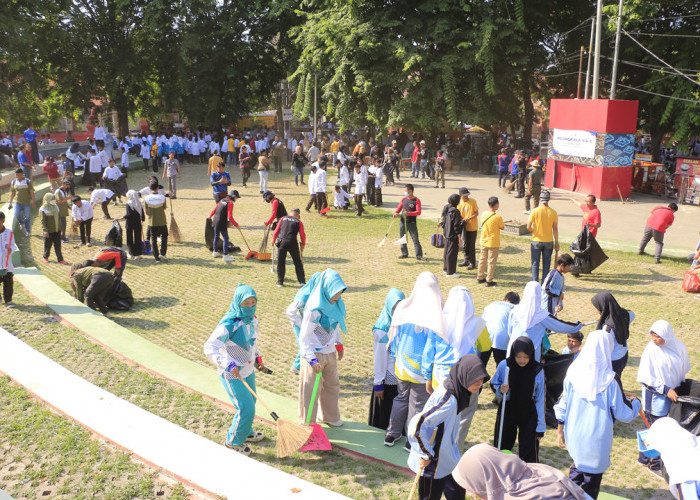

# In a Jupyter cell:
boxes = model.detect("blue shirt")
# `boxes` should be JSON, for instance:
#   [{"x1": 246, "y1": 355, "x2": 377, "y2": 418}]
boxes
[
  {"x1": 510, "y1": 158, "x2": 519, "y2": 175},
  {"x1": 641, "y1": 383, "x2": 672, "y2": 417},
  {"x1": 491, "y1": 360, "x2": 546, "y2": 433},
  {"x1": 421, "y1": 332, "x2": 457, "y2": 387},
  {"x1": 407, "y1": 386, "x2": 460, "y2": 479},
  {"x1": 23, "y1": 129, "x2": 38, "y2": 143},
  {"x1": 483, "y1": 301, "x2": 514, "y2": 351},
  {"x1": 391, "y1": 323, "x2": 430, "y2": 384},
  {"x1": 508, "y1": 312, "x2": 581, "y2": 362},
  {"x1": 607, "y1": 311, "x2": 635, "y2": 361},
  {"x1": 210, "y1": 171, "x2": 231, "y2": 195},
  {"x1": 554, "y1": 378, "x2": 640, "y2": 473},
  {"x1": 542, "y1": 269, "x2": 565, "y2": 314},
  {"x1": 17, "y1": 151, "x2": 31, "y2": 166}
]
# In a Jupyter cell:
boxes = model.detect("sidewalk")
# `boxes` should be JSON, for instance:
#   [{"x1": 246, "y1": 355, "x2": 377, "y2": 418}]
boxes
[{"x1": 379, "y1": 169, "x2": 697, "y2": 256}]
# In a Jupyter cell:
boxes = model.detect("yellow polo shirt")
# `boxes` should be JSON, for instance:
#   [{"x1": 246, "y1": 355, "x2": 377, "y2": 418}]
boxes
[
  {"x1": 480, "y1": 212, "x2": 504, "y2": 248},
  {"x1": 330, "y1": 141, "x2": 339, "y2": 153},
  {"x1": 528, "y1": 205, "x2": 558, "y2": 242},
  {"x1": 458, "y1": 198, "x2": 479, "y2": 232}
]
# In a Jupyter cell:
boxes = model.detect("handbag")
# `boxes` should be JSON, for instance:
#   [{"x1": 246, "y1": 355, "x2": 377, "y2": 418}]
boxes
[
  {"x1": 141, "y1": 230, "x2": 152, "y2": 254},
  {"x1": 431, "y1": 221, "x2": 445, "y2": 248},
  {"x1": 682, "y1": 270, "x2": 700, "y2": 293}
]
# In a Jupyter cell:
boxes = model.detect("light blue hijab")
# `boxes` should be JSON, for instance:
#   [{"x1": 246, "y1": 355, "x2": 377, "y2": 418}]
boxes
[
  {"x1": 373, "y1": 288, "x2": 405, "y2": 342},
  {"x1": 305, "y1": 269, "x2": 347, "y2": 333},
  {"x1": 218, "y1": 284, "x2": 257, "y2": 328},
  {"x1": 293, "y1": 271, "x2": 323, "y2": 304}
]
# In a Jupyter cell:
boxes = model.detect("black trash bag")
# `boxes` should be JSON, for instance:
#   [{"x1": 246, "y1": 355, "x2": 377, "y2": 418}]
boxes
[
  {"x1": 542, "y1": 349, "x2": 576, "y2": 428},
  {"x1": 669, "y1": 379, "x2": 700, "y2": 436},
  {"x1": 204, "y1": 218, "x2": 241, "y2": 253},
  {"x1": 105, "y1": 220, "x2": 123, "y2": 248},
  {"x1": 104, "y1": 175, "x2": 128, "y2": 197},
  {"x1": 106, "y1": 276, "x2": 134, "y2": 311},
  {"x1": 569, "y1": 226, "x2": 608, "y2": 274}
]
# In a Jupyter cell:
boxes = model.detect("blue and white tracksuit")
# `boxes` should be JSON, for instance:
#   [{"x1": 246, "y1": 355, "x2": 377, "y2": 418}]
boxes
[{"x1": 204, "y1": 319, "x2": 261, "y2": 446}]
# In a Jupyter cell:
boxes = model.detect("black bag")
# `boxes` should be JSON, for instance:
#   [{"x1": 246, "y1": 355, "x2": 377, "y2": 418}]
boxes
[
  {"x1": 106, "y1": 276, "x2": 134, "y2": 311},
  {"x1": 105, "y1": 220, "x2": 123, "y2": 248},
  {"x1": 204, "y1": 218, "x2": 241, "y2": 253},
  {"x1": 569, "y1": 226, "x2": 608, "y2": 274},
  {"x1": 542, "y1": 349, "x2": 576, "y2": 428},
  {"x1": 669, "y1": 379, "x2": 700, "y2": 436}
]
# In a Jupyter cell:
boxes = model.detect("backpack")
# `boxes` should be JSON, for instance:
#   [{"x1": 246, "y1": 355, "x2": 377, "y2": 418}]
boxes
[{"x1": 431, "y1": 221, "x2": 445, "y2": 248}]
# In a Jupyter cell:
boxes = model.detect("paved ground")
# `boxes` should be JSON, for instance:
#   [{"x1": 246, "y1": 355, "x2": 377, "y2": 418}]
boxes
[{"x1": 380, "y1": 168, "x2": 697, "y2": 255}]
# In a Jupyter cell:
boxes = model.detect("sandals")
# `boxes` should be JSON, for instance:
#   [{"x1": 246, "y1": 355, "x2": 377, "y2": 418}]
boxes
[
  {"x1": 224, "y1": 442, "x2": 252, "y2": 456},
  {"x1": 246, "y1": 431, "x2": 264, "y2": 442}
]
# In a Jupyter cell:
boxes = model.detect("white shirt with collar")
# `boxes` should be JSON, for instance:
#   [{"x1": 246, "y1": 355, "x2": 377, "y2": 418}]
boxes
[
  {"x1": 72, "y1": 202, "x2": 94, "y2": 221},
  {"x1": 90, "y1": 189, "x2": 114, "y2": 204},
  {"x1": 314, "y1": 168, "x2": 327, "y2": 193}
]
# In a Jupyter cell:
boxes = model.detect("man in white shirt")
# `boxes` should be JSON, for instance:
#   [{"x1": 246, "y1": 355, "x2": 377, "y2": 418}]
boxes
[
  {"x1": 314, "y1": 164, "x2": 328, "y2": 215},
  {"x1": 71, "y1": 197, "x2": 94, "y2": 246},
  {"x1": 89, "y1": 146, "x2": 105, "y2": 186},
  {"x1": 305, "y1": 164, "x2": 318, "y2": 212},
  {"x1": 93, "y1": 123, "x2": 105, "y2": 147},
  {"x1": 103, "y1": 158, "x2": 127, "y2": 203},
  {"x1": 88, "y1": 186, "x2": 115, "y2": 220},
  {"x1": 307, "y1": 142, "x2": 320, "y2": 163}
]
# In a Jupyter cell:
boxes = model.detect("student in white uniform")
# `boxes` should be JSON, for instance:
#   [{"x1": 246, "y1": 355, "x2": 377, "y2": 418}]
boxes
[
  {"x1": 353, "y1": 161, "x2": 367, "y2": 217},
  {"x1": 304, "y1": 164, "x2": 318, "y2": 212}
]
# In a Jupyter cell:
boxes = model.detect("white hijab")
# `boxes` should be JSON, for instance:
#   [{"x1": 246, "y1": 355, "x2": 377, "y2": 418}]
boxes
[
  {"x1": 637, "y1": 320, "x2": 690, "y2": 390},
  {"x1": 565, "y1": 330, "x2": 616, "y2": 402},
  {"x1": 126, "y1": 189, "x2": 143, "y2": 216},
  {"x1": 388, "y1": 272, "x2": 444, "y2": 343},
  {"x1": 647, "y1": 417, "x2": 700, "y2": 487},
  {"x1": 511, "y1": 282, "x2": 549, "y2": 331},
  {"x1": 443, "y1": 286, "x2": 486, "y2": 357}
]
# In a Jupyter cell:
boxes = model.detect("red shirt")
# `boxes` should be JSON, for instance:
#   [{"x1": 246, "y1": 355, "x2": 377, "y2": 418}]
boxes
[
  {"x1": 411, "y1": 147, "x2": 419, "y2": 163},
  {"x1": 208, "y1": 200, "x2": 238, "y2": 227},
  {"x1": 272, "y1": 217, "x2": 305, "y2": 246},
  {"x1": 264, "y1": 198, "x2": 279, "y2": 226},
  {"x1": 646, "y1": 206, "x2": 675, "y2": 233},
  {"x1": 581, "y1": 205, "x2": 601, "y2": 238},
  {"x1": 43, "y1": 161, "x2": 60, "y2": 179}
]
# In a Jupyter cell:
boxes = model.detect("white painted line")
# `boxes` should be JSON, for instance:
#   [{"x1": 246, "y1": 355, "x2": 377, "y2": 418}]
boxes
[{"x1": 0, "y1": 328, "x2": 348, "y2": 500}]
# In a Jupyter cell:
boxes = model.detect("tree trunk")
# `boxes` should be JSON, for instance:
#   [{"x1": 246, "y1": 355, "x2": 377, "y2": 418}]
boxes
[
  {"x1": 647, "y1": 104, "x2": 668, "y2": 164},
  {"x1": 521, "y1": 70, "x2": 534, "y2": 143}
]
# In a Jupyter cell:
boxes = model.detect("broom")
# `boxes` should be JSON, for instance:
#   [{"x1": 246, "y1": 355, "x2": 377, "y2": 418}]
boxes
[
  {"x1": 240, "y1": 378, "x2": 312, "y2": 458},
  {"x1": 236, "y1": 226, "x2": 257, "y2": 260},
  {"x1": 169, "y1": 198, "x2": 181, "y2": 243},
  {"x1": 377, "y1": 216, "x2": 397, "y2": 248}
]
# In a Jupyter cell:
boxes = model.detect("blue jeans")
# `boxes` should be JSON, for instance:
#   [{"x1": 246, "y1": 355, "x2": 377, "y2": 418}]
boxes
[
  {"x1": 530, "y1": 241, "x2": 553, "y2": 283},
  {"x1": 411, "y1": 161, "x2": 419, "y2": 177},
  {"x1": 14, "y1": 204, "x2": 31, "y2": 234},
  {"x1": 498, "y1": 171, "x2": 508, "y2": 187},
  {"x1": 214, "y1": 227, "x2": 229, "y2": 255},
  {"x1": 420, "y1": 160, "x2": 428, "y2": 178},
  {"x1": 220, "y1": 373, "x2": 257, "y2": 446},
  {"x1": 293, "y1": 167, "x2": 304, "y2": 185}
]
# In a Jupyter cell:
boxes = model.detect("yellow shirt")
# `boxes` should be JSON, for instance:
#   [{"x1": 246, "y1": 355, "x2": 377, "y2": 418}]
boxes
[
  {"x1": 227, "y1": 138, "x2": 234, "y2": 151},
  {"x1": 480, "y1": 212, "x2": 504, "y2": 248},
  {"x1": 528, "y1": 205, "x2": 558, "y2": 242},
  {"x1": 330, "y1": 141, "x2": 339, "y2": 153},
  {"x1": 208, "y1": 154, "x2": 223, "y2": 175},
  {"x1": 458, "y1": 198, "x2": 479, "y2": 232}
]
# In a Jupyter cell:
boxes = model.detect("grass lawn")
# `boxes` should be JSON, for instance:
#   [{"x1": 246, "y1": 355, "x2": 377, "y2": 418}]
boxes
[{"x1": 9, "y1": 160, "x2": 698, "y2": 498}]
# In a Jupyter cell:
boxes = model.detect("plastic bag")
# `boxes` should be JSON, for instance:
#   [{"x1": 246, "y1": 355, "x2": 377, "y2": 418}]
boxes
[
  {"x1": 682, "y1": 270, "x2": 700, "y2": 293},
  {"x1": 104, "y1": 220, "x2": 123, "y2": 248},
  {"x1": 106, "y1": 276, "x2": 134, "y2": 311},
  {"x1": 542, "y1": 349, "x2": 576, "y2": 428},
  {"x1": 204, "y1": 218, "x2": 241, "y2": 253},
  {"x1": 569, "y1": 226, "x2": 608, "y2": 274},
  {"x1": 669, "y1": 379, "x2": 700, "y2": 436}
]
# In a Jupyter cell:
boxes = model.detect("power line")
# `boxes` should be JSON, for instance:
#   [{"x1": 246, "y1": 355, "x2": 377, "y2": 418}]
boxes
[
  {"x1": 624, "y1": 12, "x2": 700, "y2": 23},
  {"x1": 602, "y1": 78, "x2": 700, "y2": 104},
  {"x1": 559, "y1": 17, "x2": 594, "y2": 37},
  {"x1": 620, "y1": 27, "x2": 700, "y2": 88},
  {"x1": 601, "y1": 55, "x2": 700, "y2": 75},
  {"x1": 628, "y1": 31, "x2": 700, "y2": 39},
  {"x1": 542, "y1": 71, "x2": 580, "y2": 78}
]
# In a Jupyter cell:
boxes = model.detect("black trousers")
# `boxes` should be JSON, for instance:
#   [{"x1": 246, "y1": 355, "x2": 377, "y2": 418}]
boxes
[
  {"x1": 462, "y1": 230, "x2": 477, "y2": 266},
  {"x1": 569, "y1": 465, "x2": 603, "y2": 499},
  {"x1": 366, "y1": 178, "x2": 375, "y2": 205},
  {"x1": 0, "y1": 272, "x2": 13, "y2": 303},
  {"x1": 354, "y1": 194, "x2": 364, "y2": 215},
  {"x1": 494, "y1": 402, "x2": 539, "y2": 463},
  {"x1": 78, "y1": 218, "x2": 93, "y2": 244},
  {"x1": 125, "y1": 219, "x2": 143, "y2": 256},
  {"x1": 85, "y1": 273, "x2": 113, "y2": 314},
  {"x1": 374, "y1": 188, "x2": 382, "y2": 206},
  {"x1": 306, "y1": 194, "x2": 318, "y2": 211},
  {"x1": 368, "y1": 385, "x2": 398, "y2": 430},
  {"x1": 150, "y1": 225, "x2": 168, "y2": 260},
  {"x1": 479, "y1": 347, "x2": 507, "y2": 368},
  {"x1": 277, "y1": 240, "x2": 305, "y2": 284},
  {"x1": 418, "y1": 474, "x2": 465, "y2": 500},
  {"x1": 241, "y1": 166, "x2": 251, "y2": 185},
  {"x1": 43, "y1": 232, "x2": 64, "y2": 261},
  {"x1": 443, "y1": 237, "x2": 459, "y2": 275},
  {"x1": 400, "y1": 217, "x2": 422, "y2": 258},
  {"x1": 517, "y1": 170, "x2": 526, "y2": 196},
  {"x1": 315, "y1": 192, "x2": 327, "y2": 212}
]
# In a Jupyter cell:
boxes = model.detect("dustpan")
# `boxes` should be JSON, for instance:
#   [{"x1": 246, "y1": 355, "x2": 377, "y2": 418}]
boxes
[
  {"x1": 300, "y1": 372, "x2": 332, "y2": 452},
  {"x1": 257, "y1": 252, "x2": 272, "y2": 261}
]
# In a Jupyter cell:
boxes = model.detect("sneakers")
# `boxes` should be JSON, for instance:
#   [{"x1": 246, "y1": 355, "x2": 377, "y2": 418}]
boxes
[
  {"x1": 486, "y1": 281, "x2": 497, "y2": 287},
  {"x1": 86, "y1": 242, "x2": 92, "y2": 247},
  {"x1": 154, "y1": 259, "x2": 161, "y2": 264},
  {"x1": 76, "y1": 242, "x2": 86, "y2": 247},
  {"x1": 24, "y1": 231, "x2": 30, "y2": 238},
  {"x1": 102, "y1": 216, "x2": 112, "y2": 220},
  {"x1": 58, "y1": 261, "x2": 69, "y2": 265},
  {"x1": 384, "y1": 435, "x2": 400, "y2": 447},
  {"x1": 398, "y1": 255, "x2": 408, "y2": 259},
  {"x1": 224, "y1": 442, "x2": 252, "y2": 456},
  {"x1": 223, "y1": 255, "x2": 234, "y2": 262},
  {"x1": 325, "y1": 420, "x2": 344, "y2": 427},
  {"x1": 4, "y1": 302, "x2": 14, "y2": 308},
  {"x1": 416, "y1": 256, "x2": 423, "y2": 261},
  {"x1": 466, "y1": 264, "x2": 475, "y2": 270},
  {"x1": 42, "y1": 257, "x2": 49, "y2": 263},
  {"x1": 522, "y1": 210, "x2": 530, "y2": 214},
  {"x1": 403, "y1": 441, "x2": 411, "y2": 452},
  {"x1": 446, "y1": 273, "x2": 460, "y2": 278},
  {"x1": 655, "y1": 259, "x2": 661, "y2": 264},
  {"x1": 276, "y1": 282, "x2": 284, "y2": 287},
  {"x1": 458, "y1": 261, "x2": 469, "y2": 267},
  {"x1": 212, "y1": 251, "x2": 221, "y2": 258},
  {"x1": 160, "y1": 256, "x2": 168, "y2": 262},
  {"x1": 477, "y1": 278, "x2": 487, "y2": 284},
  {"x1": 289, "y1": 366, "x2": 300, "y2": 374},
  {"x1": 127, "y1": 253, "x2": 133, "y2": 259},
  {"x1": 246, "y1": 431, "x2": 265, "y2": 442},
  {"x1": 61, "y1": 239, "x2": 69, "y2": 244}
]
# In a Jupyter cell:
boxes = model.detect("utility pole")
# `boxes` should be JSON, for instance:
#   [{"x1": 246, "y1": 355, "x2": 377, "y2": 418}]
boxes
[
  {"x1": 313, "y1": 71, "x2": 317, "y2": 141},
  {"x1": 577, "y1": 46, "x2": 585, "y2": 99},
  {"x1": 592, "y1": 0, "x2": 603, "y2": 99},
  {"x1": 610, "y1": 0, "x2": 624, "y2": 99},
  {"x1": 584, "y1": 17, "x2": 595, "y2": 99}
]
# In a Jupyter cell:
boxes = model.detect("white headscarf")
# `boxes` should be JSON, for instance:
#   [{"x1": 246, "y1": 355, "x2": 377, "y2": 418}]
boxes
[
  {"x1": 646, "y1": 417, "x2": 700, "y2": 487},
  {"x1": 126, "y1": 189, "x2": 143, "y2": 216},
  {"x1": 387, "y1": 272, "x2": 444, "y2": 343},
  {"x1": 565, "y1": 329, "x2": 616, "y2": 402},
  {"x1": 637, "y1": 320, "x2": 690, "y2": 390},
  {"x1": 511, "y1": 282, "x2": 549, "y2": 331},
  {"x1": 443, "y1": 286, "x2": 486, "y2": 357}
]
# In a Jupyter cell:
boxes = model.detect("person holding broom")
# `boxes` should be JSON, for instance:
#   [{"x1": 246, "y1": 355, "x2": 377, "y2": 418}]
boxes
[
  {"x1": 203, "y1": 284, "x2": 267, "y2": 456},
  {"x1": 208, "y1": 190, "x2": 240, "y2": 262}
]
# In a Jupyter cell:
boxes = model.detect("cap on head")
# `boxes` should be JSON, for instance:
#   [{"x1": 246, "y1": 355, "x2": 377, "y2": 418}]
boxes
[
  {"x1": 262, "y1": 190, "x2": 273, "y2": 200},
  {"x1": 540, "y1": 190, "x2": 551, "y2": 202},
  {"x1": 229, "y1": 190, "x2": 240, "y2": 199},
  {"x1": 459, "y1": 187, "x2": 470, "y2": 196}
]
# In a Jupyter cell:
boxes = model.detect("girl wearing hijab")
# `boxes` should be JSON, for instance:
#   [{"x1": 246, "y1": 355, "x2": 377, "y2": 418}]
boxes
[
  {"x1": 407, "y1": 354, "x2": 490, "y2": 500},
  {"x1": 40, "y1": 193, "x2": 67, "y2": 264},
  {"x1": 636, "y1": 320, "x2": 691, "y2": 469},
  {"x1": 203, "y1": 284, "x2": 266, "y2": 456},
  {"x1": 554, "y1": 330, "x2": 641, "y2": 499},
  {"x1": 285, "y1": 272, "x2": 324, "y2": 373},
  {"x1": 451, "y1": 443, "x2": 588, "y2": 500},
  {"x1": 384, "y1": 272, "x2": 445, "y2": 450},
  {"x1": 422, "y1": 286, "x2": 490, "y2": 450},
  {"x1": 442, "y1": 194, "x2": 464, "y2": 278},
  {"x1": 121, "y1": 190, "x2": 144, "y2": 259},
  {"x1": 646, "y1": 417, "x2": 700, "y2": 500},
  {"x1": 369, "y1": 288, "x2": 405, "y2": 430},
  {"x1": 297, "y1": 268, "x2": 347, "y2": 427},
  {"x1": 591, "y1": 292, "x2": 634, "y2": 377},
  {"x1": 490, "y1": 337, "x2": 545, "y2": 463},
  {"x1": 507, "y1": 281, "x2": 581, "y2": 362}
]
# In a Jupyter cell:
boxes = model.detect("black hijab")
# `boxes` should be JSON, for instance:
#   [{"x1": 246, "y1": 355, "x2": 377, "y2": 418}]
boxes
[
  {"x1": 591, "y1": 292, "x2": 630, "y2": 347},
  {"x1": 444, "y1": 354, "x2": 490, "y2": 413},
  {"x1": 505, "y1": 336, "x2": 541, "y2": 416},
  {"x1": 448, "y1": 194, "x2": 460, "y2": 207}
]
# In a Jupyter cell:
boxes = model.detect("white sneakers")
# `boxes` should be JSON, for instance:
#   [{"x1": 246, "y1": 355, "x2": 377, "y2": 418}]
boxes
[
  {"x1": 446, "y1": 273, "x2": 460, "y2": 278},
  {"x1": 325, "y1": 420, "x2": 344, "y2": 427},
  {"x1": 212, "y1": 251, "x2": 221, "y2": 258},
  {"x1": 223, "y1": 255, "x2": 234, "y2": 262}
]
